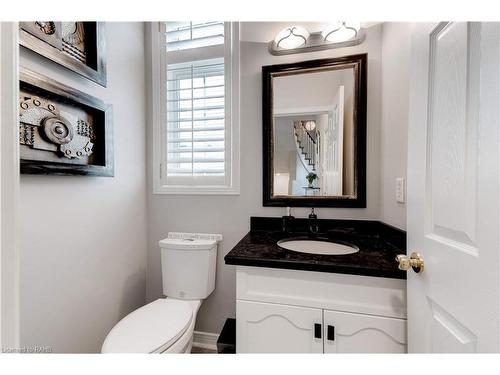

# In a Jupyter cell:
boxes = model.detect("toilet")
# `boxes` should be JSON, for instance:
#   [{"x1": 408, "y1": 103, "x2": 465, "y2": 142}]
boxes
[{"x1": 101, "y1": 233, "x2": 220, "y2": 353}]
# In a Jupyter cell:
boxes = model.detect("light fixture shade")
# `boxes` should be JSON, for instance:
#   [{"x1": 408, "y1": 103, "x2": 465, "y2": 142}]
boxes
[
  {"x1": 322, "y1": 22, "x2": 361, "y2": 43},
  {"x1": 304, "y1": 120, "x2": 316, "y2": 131},
  {"x1": 274, "y1": 26, "x2": 310, "y2": 49}
]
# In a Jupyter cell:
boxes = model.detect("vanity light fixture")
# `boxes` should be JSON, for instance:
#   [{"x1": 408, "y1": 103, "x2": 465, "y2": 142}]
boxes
[
  {"x1": 269, "y1": 22, "x2": 365, "y2": 56},
  {"x1": 322, "y1": 22, "x2": 361, "y2": 43},
  {"x1": 274, "y1": 26, "x2": 310, "y2": 49}
]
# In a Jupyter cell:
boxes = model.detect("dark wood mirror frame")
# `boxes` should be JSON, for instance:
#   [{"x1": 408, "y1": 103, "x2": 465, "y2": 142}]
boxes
[{"x1": 262, "y1": 54, "x2": 367, "y2": 207}]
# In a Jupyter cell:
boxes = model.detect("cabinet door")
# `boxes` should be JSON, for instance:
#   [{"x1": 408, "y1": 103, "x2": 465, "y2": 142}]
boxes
[
  {"x1": 236, "y1": 300, "x2": 323, "y2": 353},
  {"x1": 324, "y1": 310, "x2": 407, "y2": 353}
]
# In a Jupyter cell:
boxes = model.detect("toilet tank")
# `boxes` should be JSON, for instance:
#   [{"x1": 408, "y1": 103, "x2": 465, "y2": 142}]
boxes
[{"x1": 159, "y1": 235, "x2": 219, "y2": 300}]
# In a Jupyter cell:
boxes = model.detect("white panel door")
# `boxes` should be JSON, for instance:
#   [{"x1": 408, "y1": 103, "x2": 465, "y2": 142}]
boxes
[
  {"x1": 236, "y1": 300, "x2": 323, "y2": 353},
  {"x1": 323, "y1": 310, "x2": 407, "y2": 353},
  {"x1": 407, "y1": 22, "x2": 500, "y2": 352}
]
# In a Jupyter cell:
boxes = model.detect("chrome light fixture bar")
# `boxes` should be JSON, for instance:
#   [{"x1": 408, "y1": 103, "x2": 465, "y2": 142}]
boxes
[{"x1": 269, "y1": 22, "x2": 365, "y2": 56}]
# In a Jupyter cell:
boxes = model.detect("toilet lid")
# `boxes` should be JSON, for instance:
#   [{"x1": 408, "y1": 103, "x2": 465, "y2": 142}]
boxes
[{"x1": 101, "y1": 299, "x2": 193, "y2": 353}]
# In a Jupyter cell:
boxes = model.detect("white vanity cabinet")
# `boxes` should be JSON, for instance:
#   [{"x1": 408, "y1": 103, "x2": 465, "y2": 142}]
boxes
[
  {"x1": 323, "y1": 310, "x2": 406, "y2": 353},
  {"x1": 237, "y1": 300, "x2": 324, "y2": 353},
  {"x1": 236, "y1": 266, "x2": 407, "y2": 353}
]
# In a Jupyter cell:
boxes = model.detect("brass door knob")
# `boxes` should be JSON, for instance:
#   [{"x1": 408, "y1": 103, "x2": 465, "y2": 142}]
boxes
[{"x1": 396, "y1": 252, "x2": 424, "y2": 273}]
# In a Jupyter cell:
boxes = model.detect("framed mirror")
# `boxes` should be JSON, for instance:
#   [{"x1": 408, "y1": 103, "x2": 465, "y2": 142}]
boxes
[{"x1": 262, "y1": 54, "x2": 367, "y2": 207}]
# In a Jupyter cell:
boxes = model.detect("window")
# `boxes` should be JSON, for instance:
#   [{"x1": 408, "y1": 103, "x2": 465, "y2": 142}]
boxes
[
  {"x1": 166, "y1": 58, "x2": 225, "y2": 180},
  {"x1": 151, "y1": 22, "x2": 240, "y2": 194},
  {"x1": 166, "y1": 22, "x2": 225, "y2": 51}
]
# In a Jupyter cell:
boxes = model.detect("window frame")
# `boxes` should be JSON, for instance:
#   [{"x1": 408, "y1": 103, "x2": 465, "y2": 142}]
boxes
[{"x1": 151, "y1": 22, "x2": 240, "y2": 195}]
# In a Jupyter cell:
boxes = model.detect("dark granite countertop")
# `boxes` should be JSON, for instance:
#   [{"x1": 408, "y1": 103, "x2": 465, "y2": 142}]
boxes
[{"x1": 224, "y1": 217, "x2": 407, "y2": 280}]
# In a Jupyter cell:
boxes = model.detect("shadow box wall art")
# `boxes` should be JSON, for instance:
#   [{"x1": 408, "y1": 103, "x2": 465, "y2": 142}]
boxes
[
  {"x1": 20, "y1": 22, "x2": 107, "y2": 86},
  {"x1": 19, "y1": 68, "x2": 114, "y2": 177}
]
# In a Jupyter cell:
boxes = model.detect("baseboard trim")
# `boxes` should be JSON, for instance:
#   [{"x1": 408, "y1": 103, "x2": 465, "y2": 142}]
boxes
[{"x1": 192, "y1": 331, "x2": 219, "y2": 352}]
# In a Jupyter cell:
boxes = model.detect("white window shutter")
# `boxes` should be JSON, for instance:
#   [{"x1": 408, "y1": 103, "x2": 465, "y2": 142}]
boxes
[{"x1": 152, "y1": 22, "x2": 239, "y2": 194}]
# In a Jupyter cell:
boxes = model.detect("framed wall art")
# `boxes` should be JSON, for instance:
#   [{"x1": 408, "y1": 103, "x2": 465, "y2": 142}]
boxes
[
  {"x1": 19, "y1": 68, "x2": 114, "y2": 176},
  {"x1": 19, "y1": 22, "x2": 107, "y2": 86}
]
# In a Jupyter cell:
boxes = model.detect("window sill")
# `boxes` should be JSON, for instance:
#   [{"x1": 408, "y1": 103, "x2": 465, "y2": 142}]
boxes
[{"x1": 153, "y1": 185, "x2": 240, "y2": 195}]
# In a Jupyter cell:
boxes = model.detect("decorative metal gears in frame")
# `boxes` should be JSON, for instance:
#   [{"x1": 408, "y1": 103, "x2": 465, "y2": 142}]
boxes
[
  {"x1": 19, "y1": 95, "x2": 95, "y2": 160},
  {"x1": 61, "y1": 22, "x2": 87, "y2": 64},
  {"x1": 35, "y1": 22, "x2": 57, "y2": 35}
]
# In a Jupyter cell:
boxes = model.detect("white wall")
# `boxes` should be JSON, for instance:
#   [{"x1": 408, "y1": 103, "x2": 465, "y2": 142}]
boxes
[
  {"x1": 274, "y1": 68, "x2": 354, "y2": 115},
  {"x1": 1, "y1": 22, "x2": 21, "y2": 350},
  {"x1": 380, "y1": 23, "x2": 414, "y2": 230},
  {"x1": 274, "y1": 117, "x2": 297, "y2": 174},
  {"x1": 19, "y1": 23, "x2": 147, "y2": 353},
  {"x1": 146, "y1": 22, "x2": 387, "y2": 334}
]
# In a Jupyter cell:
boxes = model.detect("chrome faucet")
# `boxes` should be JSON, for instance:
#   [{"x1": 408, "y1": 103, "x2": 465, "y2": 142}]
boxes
[{"x1": 308, "y1": 208, "x2": 319, "y2": 234}]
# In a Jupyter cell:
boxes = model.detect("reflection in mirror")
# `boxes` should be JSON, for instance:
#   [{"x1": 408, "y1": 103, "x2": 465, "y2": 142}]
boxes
[{"x1": 273, "y1": 67, "x2": 355, "y2": 198}]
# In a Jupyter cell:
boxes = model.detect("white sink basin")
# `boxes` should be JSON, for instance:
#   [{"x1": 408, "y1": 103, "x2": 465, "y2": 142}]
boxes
[{"x1": 277, "y1": 239, "x2": 359, "y2": 255}]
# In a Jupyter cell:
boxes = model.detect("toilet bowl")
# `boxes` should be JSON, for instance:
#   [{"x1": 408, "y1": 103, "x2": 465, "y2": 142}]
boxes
[
  {"x1": 101, "y1": 298, "x2": 201, "y2": 353},
  {"x1": 101, "y1": 233, "x2": 221, "y2": 353}
]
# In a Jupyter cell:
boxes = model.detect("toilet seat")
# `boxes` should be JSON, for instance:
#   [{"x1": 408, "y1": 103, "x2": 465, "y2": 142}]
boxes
[{"x1": 101, "y1": 298, "x2": 194, "y2": 353}]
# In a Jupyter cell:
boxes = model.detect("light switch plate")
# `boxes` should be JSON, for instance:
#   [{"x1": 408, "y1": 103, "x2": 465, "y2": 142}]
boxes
[{"x1": 396, "y1": 178, "x2": 405, "y2": 203}]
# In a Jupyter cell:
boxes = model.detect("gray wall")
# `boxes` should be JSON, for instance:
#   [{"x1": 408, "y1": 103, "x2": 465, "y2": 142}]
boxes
[
  {"x1": 380, "y1": 23, "x2": 413, "y2": 230},
  {"x1": 146, "y1": 22, "x2": 393, "y2": 334},
  {"x1": 19, "y1": 23, "x2": 148, "y2": 353}
]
